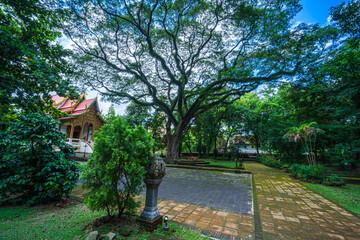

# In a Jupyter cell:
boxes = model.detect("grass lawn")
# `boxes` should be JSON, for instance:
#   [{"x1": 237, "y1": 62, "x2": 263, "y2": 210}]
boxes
[
  {"x1": 0, "y1": 204, "x2": 104, "y2": 240},
  {"x1": 303, "y1": 183, "x2": 360, "y2": 215},
  {"x1": 0, "y1": 203, "x2": 209, "y2": 240},
  {"x1": 198, "y1": 158, "x2": 244, "y2": 168}
]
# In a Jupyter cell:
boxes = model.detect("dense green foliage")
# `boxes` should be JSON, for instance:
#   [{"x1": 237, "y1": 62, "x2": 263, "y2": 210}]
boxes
[
  {"x1": 256, "y1": 154, "x2": 282, "y2": 169},
  {"x1": 0, "y1": 0, "x2": 75, "y2": 127},
  {"x1": 124, "y1": 103, "x2": 166, "y2": 153},
  {"x1": 80, "y1": 117, "x2": 154, "y2": 217},
  {"x1": 269, "y1": 0, "x2": 360, "y2": 170},
  {"x1": 0, "y1": 0, "x2": 80, "y2": 205},
  {"x1": 192, "y1": 110, "x2": 221, "y2": 158},
  {"x1": 0, "y1": 112, "x2": 78, "y2": 205},
  {"x1": 289, "y1": 164, "x2": 325, "y2": 183},
  {"x1": 289, "y1": 164, "x2": 345, "y2": 186}
]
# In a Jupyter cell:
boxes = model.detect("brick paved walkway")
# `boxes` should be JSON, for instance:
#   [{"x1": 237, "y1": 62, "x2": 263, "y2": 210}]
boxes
[
  {"x1": 136, "y1": 196, "x2": 255, "y2": 239},
  {"x1": 245, "y1": 162, "x2": 360, "y2": 240}
]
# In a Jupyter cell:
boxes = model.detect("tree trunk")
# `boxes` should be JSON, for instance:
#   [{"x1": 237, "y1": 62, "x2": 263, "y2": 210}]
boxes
[
  {"x1": 166, "y1": 135, "x2": 180, "y2": 159},
  {"x1": 254, "y1": 134, "x2": 260, "y2": 155},
  {"x1": 186, "y1": 134, "x2": 192, "y2": 155},
  {"x1": 206, "y1": 140, "x2": 211, "y2": 159},
  {"x1": 166, "y1": 122, "x2": 187, "y2": 159},
  {"x1": 214, "y1": 140, "x2": 217, "y2": 159},
  {"x1": 223, "y1": 135, "x2": 231, "y2": 157}
]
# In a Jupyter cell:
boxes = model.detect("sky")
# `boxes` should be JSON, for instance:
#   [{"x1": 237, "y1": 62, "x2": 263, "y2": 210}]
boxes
[
  {"x1": 293, "y1": 0, "x2": 350, "y2": 25},
  {"x1": 60, "y1": 0, "x2": 350, "y2": 115}
]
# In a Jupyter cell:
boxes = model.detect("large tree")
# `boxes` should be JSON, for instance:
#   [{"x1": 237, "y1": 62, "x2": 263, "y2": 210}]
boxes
[
  {"x1": 0, "y1": 0, "x2": 75, "y2": 123},
  {"x1": 57, "y1": 0, "x2": 335, "y2": 158}
]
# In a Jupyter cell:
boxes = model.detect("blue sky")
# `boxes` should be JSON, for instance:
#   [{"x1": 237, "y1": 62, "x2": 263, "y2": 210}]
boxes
[{"x1": 293, "y1": 0, "x2": 350, "y2": 25}]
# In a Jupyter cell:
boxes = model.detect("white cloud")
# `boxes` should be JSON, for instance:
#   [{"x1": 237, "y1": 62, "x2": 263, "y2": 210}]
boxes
[
  {"x1": 326, "y1": 15, "x2": 333, "y2": 25},
  {"x1": 290, "y1": 21, "x2": 303, "y2": 29},
  {"x1": 57, "y1": 36, "x2": 74, "y2": 50}
]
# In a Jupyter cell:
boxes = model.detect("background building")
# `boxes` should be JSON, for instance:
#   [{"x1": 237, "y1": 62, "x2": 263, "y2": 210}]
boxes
[{"x1": 51, "y1": 93, "x2": 106, "y2": 155}]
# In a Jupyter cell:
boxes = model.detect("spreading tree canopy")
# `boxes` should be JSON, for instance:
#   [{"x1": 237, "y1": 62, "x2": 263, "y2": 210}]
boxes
[{"x1": 56, "y1": 0, "x2": 336, "y2": 158}]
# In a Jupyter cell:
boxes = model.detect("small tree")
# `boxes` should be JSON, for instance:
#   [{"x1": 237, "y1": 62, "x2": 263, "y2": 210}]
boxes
[
  {"x1": 81, "y1": 117, "x2": 154, "y2": 218},
  {"x1": 0, "y1": 112, "x2": 79, "y2": 205},
  {"x1": 284, "y1": 122, "x2": 324, "y2": 166}
]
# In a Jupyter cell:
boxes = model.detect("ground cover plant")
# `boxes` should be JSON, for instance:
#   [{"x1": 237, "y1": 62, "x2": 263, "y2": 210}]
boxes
[{"x1": 304, "y1": 183, "x2": 360, "y2": 215}]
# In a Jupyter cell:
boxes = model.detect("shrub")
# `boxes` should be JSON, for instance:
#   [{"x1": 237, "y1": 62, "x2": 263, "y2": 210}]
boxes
[
  {"x1": 289, "y1": 164, "x2": 325, "y2": 183},
  {"x1": 0, "y1": 112, "x2": 78, "y2": 205},
  {"x1": 257, "y1": 154, "x2": 282, "y2": 169},
  {"x1": 329, "y1": 142, "x2": 360, "y2": 171},
  {"x1": 322, "y1": 175, "x2": 345, "y2": 186},
  {"x1": 289, "y1": 164, "x2": 346, "y2": 187},
  {"x1": 80, "y1": 117, "x2": 154, "y2": 218}
]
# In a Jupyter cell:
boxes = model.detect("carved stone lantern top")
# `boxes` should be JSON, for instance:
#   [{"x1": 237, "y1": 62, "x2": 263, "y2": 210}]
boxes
[{"x1": 146, "y1": 155, "x2": 166, "y2": 180}]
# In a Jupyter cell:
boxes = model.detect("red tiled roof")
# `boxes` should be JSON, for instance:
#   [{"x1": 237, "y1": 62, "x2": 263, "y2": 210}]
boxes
[
  {"x1": 50, "y1": 94, "x2": 105, "y2": 123},
  {"x1": 58, "y1": 99, "x2": 77, "y2": 111},
  {"x1": 51, "y1": 94, "x2": 96, "y2": 115},
  {"x1": 73, "y1": 110, "x2": 86, "y2": 115},
  {"x1": 74, "y1": 99, "x2": 95, "y2": 111},
  {"x1": 72, "y1": 110, "x2": 87, "y2": 115},
  {"x1": 72, "y1": 99, "x2": 95, "y2": 114},
  {"x1": 51, "y1": 95, "x2": 66, "y2": 105}
]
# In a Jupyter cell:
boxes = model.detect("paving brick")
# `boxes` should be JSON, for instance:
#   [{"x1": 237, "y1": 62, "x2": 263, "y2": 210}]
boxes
[
  {"x1": 245, "y1": 162, "x2": 360, "y2": 240},
  {"x1": 209, "y1": 225, "x2": 223, "y2": 233},
  {"x1": 183, "y1": 219, "x2": 196, "y2": 226},
  {"x1": 195, "y1": 221, "x2": 210, "y2": 229},
  {"x1": 226, "y1": 216, "x2": 239, "y2": 224},
  {"x1": 223, "y1": 227, "x2": 239, "y2": 236},
  {"x1": 225, "y1": 222, "x2": 238, "y2": 229}
]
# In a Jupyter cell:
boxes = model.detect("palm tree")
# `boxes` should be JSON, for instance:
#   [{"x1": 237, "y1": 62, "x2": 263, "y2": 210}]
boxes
[{"x1": 283, "y1": 122, "x2": 324, "y2": 166}]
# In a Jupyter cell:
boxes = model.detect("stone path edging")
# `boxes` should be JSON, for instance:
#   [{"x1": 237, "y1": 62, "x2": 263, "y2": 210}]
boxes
[
  {"x1": 166, "y1": 164, "x2": 252, "y2": 174},
  {"x1": 251, "y1": 170, "x2": 262, "y2": 240}
]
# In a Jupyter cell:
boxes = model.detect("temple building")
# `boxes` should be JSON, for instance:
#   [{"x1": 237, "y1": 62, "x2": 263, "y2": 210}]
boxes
[{"x1": 51, "y1": 93, "x2": 106, "y2": 154}]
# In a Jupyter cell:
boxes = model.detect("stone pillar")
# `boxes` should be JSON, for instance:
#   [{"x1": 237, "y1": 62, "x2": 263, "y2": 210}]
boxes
[
  {"x1": 140, "y1": 178, "x2": 162, "y2": 220},
  {"x1": 138, "y1": 156, "x2": 166, "y2": 231},
  {"x1": 79, "y1": 120, "x2": 84, "y2": 140},
  {"x1": 69, "y1": 124, "x2": 74, "y2": 138}
]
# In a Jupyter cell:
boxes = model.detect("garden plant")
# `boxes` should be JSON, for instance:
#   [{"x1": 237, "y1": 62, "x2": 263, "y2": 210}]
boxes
[{"x1": 80, "y1": 117, "x2": 154, "y2": 218}]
